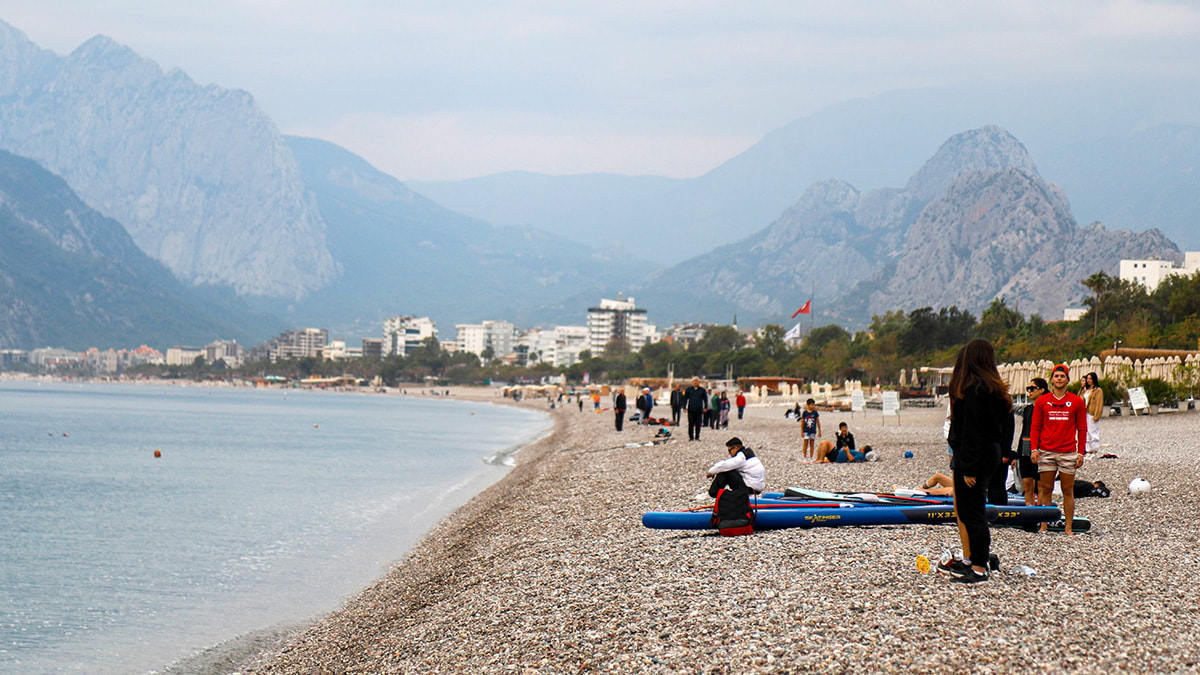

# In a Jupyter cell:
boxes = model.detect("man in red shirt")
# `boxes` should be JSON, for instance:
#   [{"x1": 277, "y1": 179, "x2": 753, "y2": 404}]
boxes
[{"x1": 1030, "y1": 364, "x2": 1088, "y2": 534}]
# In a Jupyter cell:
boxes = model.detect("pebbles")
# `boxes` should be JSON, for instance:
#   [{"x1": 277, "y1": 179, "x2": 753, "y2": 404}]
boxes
[{"x1": 243, "y1": 402, "x2": 1200, "y2": 674}]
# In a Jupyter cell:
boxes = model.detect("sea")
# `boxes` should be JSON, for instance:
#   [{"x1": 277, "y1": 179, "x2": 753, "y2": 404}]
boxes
[{"x1": 0, "y1": 381, "x2": 550, "y2": 674}]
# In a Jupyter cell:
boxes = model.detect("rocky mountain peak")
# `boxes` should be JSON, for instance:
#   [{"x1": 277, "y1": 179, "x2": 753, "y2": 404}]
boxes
[
  {"x1": 0, "y1": 20, "x2": 56, "y2": 93},
  {"x1": 904, "y1": 125, "x2": 1040, "y2": 202},
  {"x1": 0, "y1": 28, "x2": 338, "y2": 300}
]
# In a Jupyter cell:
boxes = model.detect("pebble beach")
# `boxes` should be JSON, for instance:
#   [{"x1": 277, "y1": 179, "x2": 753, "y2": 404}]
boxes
[{"x1": 230, "y1": 394, "x2": 1200, "y2": 674}]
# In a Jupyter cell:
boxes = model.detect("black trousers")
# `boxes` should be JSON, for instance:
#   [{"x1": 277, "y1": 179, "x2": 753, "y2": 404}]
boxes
[
  {"x1": 614, "y1": 410, "x2": 624, "y2": 431},
  {"x1": 671, "y1": 405, "x2": 682, "y2": 425},
  {"x1": 987, "y1": 460, "x2": 1011, "y2": 505},
  {"x1": 687, "y1": 409, "x2": 703, "y2": 440},
  {"x1": 953, "y1": 469, "x2": 992, "y2": 566}
]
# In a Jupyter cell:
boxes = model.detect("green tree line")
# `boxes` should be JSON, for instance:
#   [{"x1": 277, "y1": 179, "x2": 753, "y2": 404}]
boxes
[{"x1": 132, "y1": 270, "x2": 1200, "y2": 388}]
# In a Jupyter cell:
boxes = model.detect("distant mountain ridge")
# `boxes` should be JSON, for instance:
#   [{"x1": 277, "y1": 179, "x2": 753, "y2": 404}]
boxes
[
  {"x1": 0, "y1": 18, "x2": 1192, "y2": 347},
  {"x1": 0, "y1": 150, "x2": 279, "y2": 350},
  {"x1": 0, "y1": 20, "x2": 337, "y2": 300},
  {"x1": 0, "y1": 21, "x2": 660, "y2": 342},
  {"x1": 270, "y1": 137, "x2": 655, "y2": 338},
  {"x1": 629, "y1": 127, "x2": 1180, "y2": 327},
  {"x1": 412, "y1": 80, "x2": 1200, "y2": 262}
]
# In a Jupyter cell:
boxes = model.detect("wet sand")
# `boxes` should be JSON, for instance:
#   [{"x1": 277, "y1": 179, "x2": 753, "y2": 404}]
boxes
[{"x1": 225, "y1": 395, "x2": 1199, "y2": 674}]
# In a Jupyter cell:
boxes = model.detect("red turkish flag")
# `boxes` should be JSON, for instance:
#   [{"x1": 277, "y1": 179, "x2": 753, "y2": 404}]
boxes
[{"x1": 791, "y1": 299, "x2": 812, "y2": 318}]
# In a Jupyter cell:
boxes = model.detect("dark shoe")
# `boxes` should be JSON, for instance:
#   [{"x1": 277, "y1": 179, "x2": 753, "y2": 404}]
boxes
[
  {"x1": 936, "y1": 558, "x2": 971, "y2": 578},
  {"x1": 988, "y1": 553, "x2": 1000, "y2": 572},
  {"x1": 950, "y1": 567, "x2": 990, "y2": 584}
]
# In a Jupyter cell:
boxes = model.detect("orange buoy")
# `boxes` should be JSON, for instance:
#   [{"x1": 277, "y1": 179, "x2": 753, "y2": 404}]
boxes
[{"x1": 153, "y1": 449, "x2": 162, "y2": 458}]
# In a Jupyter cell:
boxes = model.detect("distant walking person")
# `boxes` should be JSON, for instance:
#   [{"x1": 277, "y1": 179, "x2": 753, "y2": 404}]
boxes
[
  {"x1": 614, "y1": 389, "x2": 627, "y2": 432},
  {"x1": 682, "y1": 377, "x2": 708, "y2": 442},
  {"x1": 735, "y1": 391, "x2": 747, "y2": 420},
  {"x1": 1082, "y1": 372, "x2": 1104, "y2": 455},
  {"x1": 669, "y1": 385, "x2": 684, "y2": 426},
  {"x1": 943, "y1": 339, "x2": 1013, "y2": 584},
  {"x1": 1031, "y1": 364, "x2": 1088, "y2": 535}
]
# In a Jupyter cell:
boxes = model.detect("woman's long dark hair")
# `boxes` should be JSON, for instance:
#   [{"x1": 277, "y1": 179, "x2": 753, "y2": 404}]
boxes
[{"x1": 948, "y1": 339, "x2": 1013, "y2": 411}]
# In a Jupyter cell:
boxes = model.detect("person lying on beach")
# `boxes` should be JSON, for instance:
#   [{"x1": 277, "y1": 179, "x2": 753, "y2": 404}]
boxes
[
  {"x1": 1073, "y1": 479, "x2": 1110, "y2": 498},
  {"x1": 816, "y1": 442, "x2": 873, "y2": 463},
  {"x1": 895, "y1": 473, "x2": 955, "y2": 496}
]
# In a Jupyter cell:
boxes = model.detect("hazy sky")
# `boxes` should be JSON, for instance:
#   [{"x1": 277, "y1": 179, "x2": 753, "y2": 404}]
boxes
[{"x1": 3, "y1": 1, "x2": 1199, "y2": 181}]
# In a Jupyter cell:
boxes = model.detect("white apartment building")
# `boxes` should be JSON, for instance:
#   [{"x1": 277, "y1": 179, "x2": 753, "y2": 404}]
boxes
[
  {"x1": 204, "y1": 340, "x2": 242, "y2": 368},
  {"x1": 518, "y1": 325, "x2": 590, "y2": 368},
  {"x1": 456, "y1": 320, "x2": 517, "y2": 362},
  {"x1": 322, "y1": 339, "x2": 362, "y2": 360},
  {"x1": 587, "y1": 296, "x2": 650, "y2": 355},
  {"x1": 30, "y1": 347, "x2": 85, "y2": 369},
  {"x1": 166, "y1": 346, "x2": 205, "y2": 366},
  {"x1": 1119, "y1": 252, "x2": 1200, "y2": 291},
  {"x1": 383, "y1": 316, "x2": 437, "y2": 357},
  {"x1": 246, "y1": 328, "x2": 330, "y2": 362}
]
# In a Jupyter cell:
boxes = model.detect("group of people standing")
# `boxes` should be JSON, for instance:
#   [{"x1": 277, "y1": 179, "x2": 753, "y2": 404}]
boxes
[
  {"x1": 673, "y1": 378, "x2": 746, "y2": 441},
  {"x1": 941, "y1": 339, "x2": 1102, "y2": 585},
  {"x1": 614, "y1": 379, "x2": 750, "y2": 435},
  {"x1": 612, "y1": 387, "x2": 657, "y2": 431}
]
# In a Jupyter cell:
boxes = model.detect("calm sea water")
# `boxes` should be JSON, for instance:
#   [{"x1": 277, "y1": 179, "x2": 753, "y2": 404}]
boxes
[{"x1": 0, "y1": 381, "x2": 549, "y2": 674}]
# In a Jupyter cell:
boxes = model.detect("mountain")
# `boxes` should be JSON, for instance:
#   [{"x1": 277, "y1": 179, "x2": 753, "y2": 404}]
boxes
[
  {"x1": 871, "y1": 167, "x2": 1176, "y2": 318},
  {"x1": 411, "y1": 80, "x2": 1200, "y2": 263},
  {"x1": 0, "y1": 150, "x2": 282, "y2": 351},
  {"x1": 265, "y1": 137, "x2": 655, "y2": 339},
  {"x1": 628, "y1": 127, "x2": 1180, "y2": 328},
  {"x1": 0, "y1": 20, "x2": 337, "y2": 300}
]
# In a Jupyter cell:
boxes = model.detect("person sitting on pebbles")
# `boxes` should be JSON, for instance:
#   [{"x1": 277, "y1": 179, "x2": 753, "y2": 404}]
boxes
[
  {"x1": 816, "y1": 422, "x2": 873, "y2": 462},
  {"x1": 706, "y1": 437, "x2": 766, "y2": 495}
]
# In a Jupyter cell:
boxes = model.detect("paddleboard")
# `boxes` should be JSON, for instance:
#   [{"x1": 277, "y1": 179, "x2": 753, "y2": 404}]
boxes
[{"x1": 641, "y1": 504, "x2": 1062, "y2": 530}]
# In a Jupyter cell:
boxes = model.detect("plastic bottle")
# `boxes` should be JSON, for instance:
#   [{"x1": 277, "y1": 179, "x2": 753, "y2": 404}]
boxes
[{"x1": 1010, "y1": 564, "x2": 1037, "y2": 576}]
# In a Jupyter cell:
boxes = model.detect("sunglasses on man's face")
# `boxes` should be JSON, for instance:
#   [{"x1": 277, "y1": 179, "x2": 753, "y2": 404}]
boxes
[{"x1": 1026, "y1": 386, "x2": 1038, "y2": 392}]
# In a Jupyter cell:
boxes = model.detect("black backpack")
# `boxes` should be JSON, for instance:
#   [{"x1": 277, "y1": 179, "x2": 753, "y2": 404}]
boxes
[{"x1": 711, "y1": 487, "x2": 755, "y2": 536}]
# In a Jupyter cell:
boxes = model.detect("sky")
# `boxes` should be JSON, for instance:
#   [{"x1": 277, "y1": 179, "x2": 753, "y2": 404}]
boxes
[{"x1": 2, "y1": 1, "x2": 1200, "y2": 182}]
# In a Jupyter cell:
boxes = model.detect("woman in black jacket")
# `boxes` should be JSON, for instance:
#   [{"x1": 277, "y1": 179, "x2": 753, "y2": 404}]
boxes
[
  {"x1": 943, "y1": 339, "x2": 1014, "y2": 584},
  {"x1": 1016, "y1": 377, "x2": 1049, "y2": 505}
]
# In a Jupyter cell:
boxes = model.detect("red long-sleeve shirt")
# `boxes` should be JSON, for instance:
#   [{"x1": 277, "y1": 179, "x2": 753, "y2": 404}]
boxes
[{"x1": 1030, "y1": 391, "x2": 1087, "y2": 454}]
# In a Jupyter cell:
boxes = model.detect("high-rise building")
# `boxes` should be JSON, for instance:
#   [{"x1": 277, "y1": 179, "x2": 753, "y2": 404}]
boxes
[
  {"x1": 517, "y1": 325, "x2": 590, "y2": 368},
  {"x1": 455, "y1": 320, "x2": 517, "y2": 362},
  {"x1": 361, "y1": 338, "x2": 383, "y2": 360},
  {"x1": 246, "y1": 328, "x2": 329, "y2": 362},
  {"x1": 587, "y1": 296, "x2": 649, "y2": 356},
  {"x1": 383, "y1": 316, "x2": 438, "y2": 357}
]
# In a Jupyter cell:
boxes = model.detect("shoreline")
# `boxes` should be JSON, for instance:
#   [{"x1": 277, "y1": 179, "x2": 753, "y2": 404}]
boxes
[
  {"x1": 150, "y1": 385, "x2": 550, "y2": 675},
  {"x1": 231, "y1": 401, "x2": 1200, "y2": 673}
]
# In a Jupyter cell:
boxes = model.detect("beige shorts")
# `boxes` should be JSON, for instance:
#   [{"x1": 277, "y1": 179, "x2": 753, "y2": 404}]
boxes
[{"x1": 1038, "y1": 451, "x2": 1081, "y2": 475}]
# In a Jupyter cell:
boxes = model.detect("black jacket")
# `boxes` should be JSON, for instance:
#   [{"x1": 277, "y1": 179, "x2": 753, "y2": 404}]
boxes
[
  {"x1": 948, "y1": 383, "x2": 1014, "y2": 478},
  {"x1": 682, "y1": 385, "x2": 708, "y2": 412}
]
